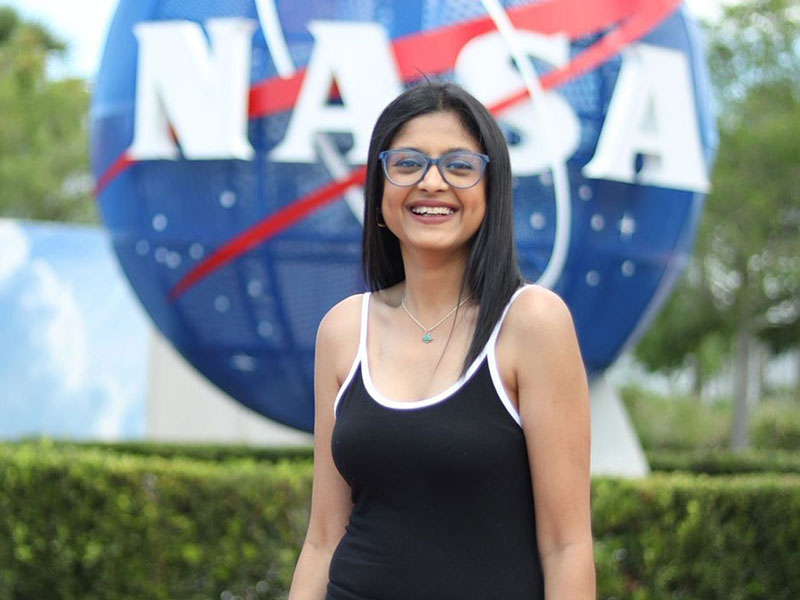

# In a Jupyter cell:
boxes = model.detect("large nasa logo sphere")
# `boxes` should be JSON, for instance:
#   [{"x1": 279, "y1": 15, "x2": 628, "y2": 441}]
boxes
[{"x1": 91, "y1": 0, "x2": 716, "y2": 432}]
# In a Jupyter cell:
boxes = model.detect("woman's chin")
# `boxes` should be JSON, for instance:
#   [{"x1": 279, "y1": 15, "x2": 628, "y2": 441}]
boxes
[{"x1": 399, "y1": 233, "x2": 472, "y2": 257}]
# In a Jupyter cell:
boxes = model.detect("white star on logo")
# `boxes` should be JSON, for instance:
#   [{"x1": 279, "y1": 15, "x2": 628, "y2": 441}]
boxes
[{"x1": 619, "y1": 212, "x2": 636, "y2": 239}]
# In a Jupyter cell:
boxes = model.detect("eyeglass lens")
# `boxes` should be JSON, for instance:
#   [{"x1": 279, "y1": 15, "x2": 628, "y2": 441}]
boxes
[{"x1": 382, "y1": 150, "x2": 486, "y2": 188}]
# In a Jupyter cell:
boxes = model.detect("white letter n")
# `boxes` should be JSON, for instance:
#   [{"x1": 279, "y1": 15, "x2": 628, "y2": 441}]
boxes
[{"x1": 128, "y1": 18, "x2": 257, "y2": 161}]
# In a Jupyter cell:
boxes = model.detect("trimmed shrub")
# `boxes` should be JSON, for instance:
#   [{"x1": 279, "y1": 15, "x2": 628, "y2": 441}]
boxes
[
  {"x1": 593, "y1": 473, "x2": 800, "y2": 599},
  {"x1": 18, "y1": 439, "x2": 800, "y2": 476},
  {"x1": 620, "y1": 384, "x2": 800, "y2": 452},
  {"x1": 0, "y1": 441, "x2": 312, "y2": 600},
  {"x1": 750, "y1": 400, "x2": 800, "y2": 451},
  {"x1": 10, "y1": 438, "x2": 314, "y2": 463},
  {"x1": 619, "y1": 385, "x2": 731, "y2": 450},
  {"x1": 647, "y1": 448, "x2": 800, "y2": 475},
  {"x1": 2, "y1": 442, "x2": 800, "y2": 599}
]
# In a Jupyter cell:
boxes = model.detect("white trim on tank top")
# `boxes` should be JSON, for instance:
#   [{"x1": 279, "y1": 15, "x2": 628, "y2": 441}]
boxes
[
  {"x1": 333, "y1": 285, "x2": 534, "y2": 426},
  {"x1": 332, "y1": 293, "x2": 371, "y2": 412}
]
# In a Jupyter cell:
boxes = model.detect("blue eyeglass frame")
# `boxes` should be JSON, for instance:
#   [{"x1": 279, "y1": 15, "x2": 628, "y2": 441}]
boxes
[{"x1": 378, "y1": 149, "x2": 491, "y2": 189}]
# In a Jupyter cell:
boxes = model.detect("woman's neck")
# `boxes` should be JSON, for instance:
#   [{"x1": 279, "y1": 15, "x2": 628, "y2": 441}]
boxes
[{"x1": 398, "y1": 247, "x2": 472, "y2": 322}]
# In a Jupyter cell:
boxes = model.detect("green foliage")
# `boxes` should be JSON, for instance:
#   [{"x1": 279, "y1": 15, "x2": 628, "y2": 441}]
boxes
[
  {"x1": 703, "y1": 79, "x2": 800, "y2": 322},
  {"x1": 11, "y1": 438, "x2": 315, "y2": 463},
  {"x1": 634, "y1": 266, "x2": 718, "y2": 371},
  {"x1": 620, "y1": 384, "x2": 732, "y2": 450},
  {"x1": 621, "y1": 383, "x2": 800, "y2": 452},
  {"x1": 0, "y1": 7, "x2": 64, "y2": 52},
  {"x1": 750, "y1": 399, "x2": 800, "y2": 450},
  {"x1": 0, "y1": 5, "x2": 95, "y2": 223},
  {"x1": 705, "y1": 0, "x2": 800, "y2": 111},
  {"x1": 593, "y1": 473, "x2": 800, "y2": 599},
  {"x1": 634, "y1": 273, "x2": 733, "y2": 389},
  {"x1": 701, "y1": 0, "x2": 800, "y2": 316},
  {"x1": 633, "y1": 0, "x2": 800, "y2": 393},
  {"x1": 0, "y1": 441, "x2": 312, "y2": 600},
  {"x1": 646, "y1": 448, "x2": 800, "y2": 475},
  {"x1": 2, "y1": 441, "x2": 800, "y2": 599}
]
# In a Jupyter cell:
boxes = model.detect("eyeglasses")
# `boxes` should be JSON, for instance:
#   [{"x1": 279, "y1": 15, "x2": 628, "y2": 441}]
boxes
[{"x1": 378, "y1": 149, "x2": 490, "y2": 189}]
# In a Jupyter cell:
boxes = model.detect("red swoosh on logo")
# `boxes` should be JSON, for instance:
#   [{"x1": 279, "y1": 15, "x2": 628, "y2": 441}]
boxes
[
  {"x1": 91, "y1": 0, "x2": 682, "y2": 299},
  {"x1": 168, "y1": 167, "x2": 367, "y2": 299},
  {"x1": 247, "y1": 0, "x2": 649, "y2": 119}
]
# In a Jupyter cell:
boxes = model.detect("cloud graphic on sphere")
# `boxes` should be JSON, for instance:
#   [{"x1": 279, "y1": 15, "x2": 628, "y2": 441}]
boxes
[
  {"x1": 17, "y1": 258, "x2": 88, "y2": 393},
  {"x1": 0, "y1": 220, "x2": 30, "y2": 285},
  {"x1": 0, "y1": 220, "x2": 133, "y2": 439}
]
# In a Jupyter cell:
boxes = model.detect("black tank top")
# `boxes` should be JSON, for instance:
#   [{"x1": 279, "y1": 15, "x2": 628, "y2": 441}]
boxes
[{"x1": 327, "y1": 286, "x2": 544, "y2": 600}]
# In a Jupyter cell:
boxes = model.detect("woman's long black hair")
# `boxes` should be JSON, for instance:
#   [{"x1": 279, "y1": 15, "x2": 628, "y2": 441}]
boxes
[{"x1": 362, "y1": 81, "x2": 523, "y2": 374}]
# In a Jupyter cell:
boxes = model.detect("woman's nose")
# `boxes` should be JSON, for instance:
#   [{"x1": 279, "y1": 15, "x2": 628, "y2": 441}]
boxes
[{"x1": 417, "y1": 162, "x2": 449, "y2": 191}]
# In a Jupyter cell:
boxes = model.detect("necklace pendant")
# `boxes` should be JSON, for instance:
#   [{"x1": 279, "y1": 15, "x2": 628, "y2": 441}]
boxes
[{"x1": 422, "y1": 333, "x2": 433, "y2": 344}]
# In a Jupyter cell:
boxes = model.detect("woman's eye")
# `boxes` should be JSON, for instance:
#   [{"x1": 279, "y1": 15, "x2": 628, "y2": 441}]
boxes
[
  {"x1": 445, "y1": 158, "x2": 475, "y2": 171},
  {"x1": 394, "y1": 157, "x2": 424, "y2": 169}
]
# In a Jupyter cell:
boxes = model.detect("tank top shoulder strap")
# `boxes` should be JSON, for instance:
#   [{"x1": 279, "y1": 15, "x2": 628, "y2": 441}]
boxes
[
  {"x1": 358, "y1": 291, "x2": 371, "y2": 354},
  {"x1": 487, "y1": 284, "x2": 533, "y2": 347},
  {"x1": 333, "y1": 292, "x2": 371, "y2": 415},
  {"x1": 484, "y1": 284, "x2": 535, "y2": 427}
]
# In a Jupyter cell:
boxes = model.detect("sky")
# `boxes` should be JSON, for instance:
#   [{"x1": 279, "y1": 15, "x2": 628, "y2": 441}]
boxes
[{"x1": 1, "y1": 0, "x2": 737, "y2": 81}]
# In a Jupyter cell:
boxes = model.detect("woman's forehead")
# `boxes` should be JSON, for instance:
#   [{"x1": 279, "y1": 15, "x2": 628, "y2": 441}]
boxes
[{"x1": 390, "y1": 111, "x2": 480, "y2": 152}]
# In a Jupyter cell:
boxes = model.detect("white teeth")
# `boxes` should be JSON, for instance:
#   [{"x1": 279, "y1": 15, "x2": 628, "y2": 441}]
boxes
[{"x1": 411, "y1": 206, "x2": 455, "y2": 215}]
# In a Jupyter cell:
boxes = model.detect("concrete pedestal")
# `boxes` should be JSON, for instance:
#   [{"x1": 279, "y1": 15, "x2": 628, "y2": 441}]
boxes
[
  {"x1": 589, "y1": 373, "x2": 649, "y2": 477},
  {"x1": 147, "y1": 327, "x2": 313, "y2": 446}
]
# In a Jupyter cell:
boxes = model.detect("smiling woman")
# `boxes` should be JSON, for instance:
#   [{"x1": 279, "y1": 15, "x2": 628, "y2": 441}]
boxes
[
  {"x1": 361, "y1": 83, "x2": 519, "y2": 359},
  {"x1": 287, "y1": 81, "x2": 595, "y2": 600},
  {"x1": 378, "y1": 111, "x2": 488, "y2": 263}
]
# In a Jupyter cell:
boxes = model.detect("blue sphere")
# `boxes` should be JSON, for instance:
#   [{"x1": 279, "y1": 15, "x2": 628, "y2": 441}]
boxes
[{"x1": 91, "y1": 0, "x2": 716, "y2": 431}]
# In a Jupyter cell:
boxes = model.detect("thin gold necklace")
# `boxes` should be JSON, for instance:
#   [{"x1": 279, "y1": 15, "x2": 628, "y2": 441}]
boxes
[{"x1": 400, "y1": 292, "x2": 472, "y2": 344}]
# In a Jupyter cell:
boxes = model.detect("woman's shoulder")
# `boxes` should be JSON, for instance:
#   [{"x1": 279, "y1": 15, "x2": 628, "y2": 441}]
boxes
[
  {"x1": 317, "y1": 293, "x2": 365, "y2": 345},
  {"x1": 494, "y1": 284, "x2": 583, "y2": 399},
  {"x1": 316, "y1": 293, "x2": 366, "y2": 384},
  {"x1": 502, "y1": 283, "x2": 576, "y2": 343}
]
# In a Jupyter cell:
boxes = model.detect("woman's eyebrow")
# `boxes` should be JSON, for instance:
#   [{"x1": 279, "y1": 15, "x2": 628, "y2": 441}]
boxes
[
  {"x1": 388, "y1": 146, "x2": 477, "y2": 154},
  {"x1": 444, "y1": 146, "x2": 477, "y2": 154}
]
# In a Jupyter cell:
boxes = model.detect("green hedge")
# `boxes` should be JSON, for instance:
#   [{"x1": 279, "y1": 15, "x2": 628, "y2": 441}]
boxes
[
  {"x1": 593, "y1": 474, "x2": 800, "y2": 599},
  {"x1": 619, "y1": 385, "x2": 732, "y2": 450},
  {"x1": 10, "y1": 438, "x2": 314, "y2": 463},
  {"x1": 750, "y1": 401, "x2": 800, "y2": 451},
  {"x1": 2, "y1": 442, "x2": 800, "y2": 599},
  {"x1": 619, "y1": 384, "x2": 800, "y2": 453},
  {"x1": 15, "y1": 440, "x2": 800, "y2": 476},
  {"x1": 0, "y1": 442, "x2": 312, "y2": 600},
  {"x1": 646, "y1": 448, "x2": 800, "y2": 475}
]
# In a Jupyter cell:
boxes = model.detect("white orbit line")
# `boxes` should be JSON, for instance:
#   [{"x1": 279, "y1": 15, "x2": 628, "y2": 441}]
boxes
[
  {"x1": 479, "y1": 0, "x2": 572, "y2": 290},
  {"x1": 254, "y1": 0, "x2": 296, "y2": 78},
  {"x1": 255, "y1": 0, "x2": 364, "y2": 223}
]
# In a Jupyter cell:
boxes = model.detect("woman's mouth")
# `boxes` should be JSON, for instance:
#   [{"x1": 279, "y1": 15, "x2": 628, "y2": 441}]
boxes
[{"x1": 409, "y1": 205, "x2": 456, "y2": 216}]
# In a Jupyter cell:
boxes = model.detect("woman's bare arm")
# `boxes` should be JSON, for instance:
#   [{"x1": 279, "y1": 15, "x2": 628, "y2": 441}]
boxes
[
  {"x1": 287, "y1": 296, "x2": 360, "y2": 600},
  {"x1": 505, "y1": 286, "x2": 595, "y2": 599}
]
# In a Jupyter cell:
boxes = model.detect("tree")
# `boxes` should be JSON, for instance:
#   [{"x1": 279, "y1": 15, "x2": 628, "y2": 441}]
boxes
[
  {"x1": 707, "y1": 84, "x2": 800, "y2": 446},
  {"x1": 634, "y1": 0, "x2": 800, "y2": 447},
  {"x1": 704, "y1": 0, "x2": 800, "y2": 447},
  {"x1": 634, "y1": 258, "x2": 733, "y2": 397},
  {"x1": 0, "y1": 6, "x2": 95, "y2": 223}
]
